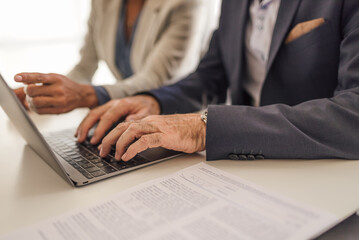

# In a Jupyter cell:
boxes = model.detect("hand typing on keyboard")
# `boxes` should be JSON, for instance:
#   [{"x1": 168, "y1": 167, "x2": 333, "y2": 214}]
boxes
[
  {"x1": 76, "y1": 95, "x2": 160, "y2": 144},
  {"x1": 98, "y1": 114, "x2": 206, "y2": 161}
]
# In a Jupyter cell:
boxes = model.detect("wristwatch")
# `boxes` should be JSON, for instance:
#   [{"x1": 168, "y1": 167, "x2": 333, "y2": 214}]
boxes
[{"x1": 201, "y1": 111, "x2": 208, "y2": 125}]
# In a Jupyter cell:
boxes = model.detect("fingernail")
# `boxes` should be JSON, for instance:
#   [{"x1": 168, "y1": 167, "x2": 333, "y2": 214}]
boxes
[
  {"x1": 14, "y1": 75, "x2": 23, "y2": 81},
  {"x1": 90, "y1": 137, "x2": 97, "y2": 144},
  {"x1": 99, "y1": 148, "x2": 104, "y2": 157},
  {"x1": 77, "y1": 131, "x2": 82, "y2": 141}
]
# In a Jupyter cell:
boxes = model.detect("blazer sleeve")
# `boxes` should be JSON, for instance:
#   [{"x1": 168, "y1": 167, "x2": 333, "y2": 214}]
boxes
[
  {"x1": 149, "y1": 29, "x2": 229, "y2": 114},
  {"x1": 67, "y1": 0, "x2": 99, "y2": 84},
  {"x1": 103, "y1": 0, "x2": 203, "y2": 99},
  {"x1": 206, "y1": 2, "x2": 359, "y2": 160}
]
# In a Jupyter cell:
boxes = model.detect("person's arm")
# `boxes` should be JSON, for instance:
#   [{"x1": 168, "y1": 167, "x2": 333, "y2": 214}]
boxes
[
  {"x1": 67, "y1": 0, "x2": 99, "y2": 83},
  {"x1": 75, "y1": 22, "x2": 229, "y2": 143},
  {"x1": 102, "y1": 0, "x2": 206, "y2": 99},
  {"x1": 207, "y1": 89, "x2": 359, "y2": 160},
  {"x1": 81, "y1": 1, "x2": 359, "y2": 161},
  {"x1": 87, "y1": 27, "x2": 230, "y2": 160},
  {"x1": 206, "y1": 2, "x2": 359, "y2": 160},
  {"x1": 149, "y1": 29, "x2": 229, "y2": 114}
]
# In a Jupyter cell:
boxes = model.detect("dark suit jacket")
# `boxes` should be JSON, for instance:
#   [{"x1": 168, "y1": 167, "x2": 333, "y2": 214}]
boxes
[{"x1": 149, "y1": 0, "x2": 359, "y2": 160}]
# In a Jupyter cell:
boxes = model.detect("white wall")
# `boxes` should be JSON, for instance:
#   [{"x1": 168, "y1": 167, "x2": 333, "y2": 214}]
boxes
[
  {"x1": 0, "y1": 0, "x2": 96, "y2": 88},
  {"x1": 0, "y1": 0, "x2": 221, "y2": 88}
]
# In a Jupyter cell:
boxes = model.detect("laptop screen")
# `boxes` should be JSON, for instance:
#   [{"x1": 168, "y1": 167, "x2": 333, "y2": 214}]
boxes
[{"x1": 0, "y1": 74, "x2": 71, "y2": 183}]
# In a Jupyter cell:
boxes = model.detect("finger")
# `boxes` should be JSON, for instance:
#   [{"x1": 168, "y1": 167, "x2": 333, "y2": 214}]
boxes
[
  {"x1": 125, "y1": 109, "x2": 149, "y2": 121},
  {"x1": 90, "y1": 104, "x2": 131, "y2": 144},
  {"x1": 30, "y1": 96, "x2": 65, "y2": 109},
  {"x1": 13, "y1": 87, "x2": 25, "y2": 100},
  {"x1": 13, "y1": 88, "x2": 28, "y2": 110},
  {"x1": 14, "y1": 72, "x2": 57, "y2": 85},
  {"x1": 27, "y1": 95, "x2": 68, "y2": 114},
  {"x1": 34, "y1": 107, "x2": 66, "y2": 115},
  {"x1": 121, "y1": 133, "x2": 162, "y2": 161},
  {"x1": 76, "y1": 106, "x2": 110, "y2": 142},
  {"x1": 101, "y1": 122, "x2": 156, "y2": 157},
  {"x1": 111, "y1": 123, "x2": 156, "y2": 160},
  {"x1": 99, "y1": 122, "x2": 132, "y2": 157},
  {"x1": 26, "y1": 84, "x2": 59, "y2": 97},
  {"x1": 90, "y1": 116, "x2": 119, "y2": 144}
]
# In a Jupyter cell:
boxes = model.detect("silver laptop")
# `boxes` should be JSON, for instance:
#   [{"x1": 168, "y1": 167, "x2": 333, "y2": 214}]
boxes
[{"x1": 0, "y1": 74, "x2": 180, "y2": 186}]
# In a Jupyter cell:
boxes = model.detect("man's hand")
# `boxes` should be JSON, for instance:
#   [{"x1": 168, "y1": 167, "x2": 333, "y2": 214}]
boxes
[
  {"x1": 98, "y1": 114, "x2": 206, "y2": 161},
  {"x1": 13, "y1": 87, "x2": 29, "y2": 110},
  {"x1": 76, "y1": 95, "x2": 161, "y2": 144},
  {"x1": 14, "y1": 72, "x2": 98, "y2": 114}
]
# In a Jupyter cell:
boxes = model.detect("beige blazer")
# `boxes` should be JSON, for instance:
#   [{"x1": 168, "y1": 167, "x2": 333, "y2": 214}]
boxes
[{"x1": 67, "y1": 0, "x2": 203, "y2": 99}]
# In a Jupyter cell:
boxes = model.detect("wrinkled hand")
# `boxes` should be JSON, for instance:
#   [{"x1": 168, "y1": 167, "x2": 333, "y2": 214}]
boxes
[
  {"x1": 14, "y1": 72, "x2": 98, "y2": 114},
  {"x1": 99, "y1": 114, "x2": 206, "y2": 161},
  {"x1": 76, "y1": 95, "x2": 161, "y2": 144},
  {"x1": 13, "y1": 87, "x2": 29, "y2": 110}
]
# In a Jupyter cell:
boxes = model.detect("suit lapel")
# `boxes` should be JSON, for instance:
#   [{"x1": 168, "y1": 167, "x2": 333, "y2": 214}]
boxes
[
  {"x1": 228, "y1": 0, "x2": 249, "y2": 105},
  {"x1": 266, "y1": 0, "x2": 302, "y2": 74},
  {"x1": 234, "y1": 0, "x2": 249, "y2": 74},
  {"x1": 103, "y1": 0, "x2": 122, "y2": 78},
  {"x1": 131, "y1": 0, "x2": 163, "y2": 71}
]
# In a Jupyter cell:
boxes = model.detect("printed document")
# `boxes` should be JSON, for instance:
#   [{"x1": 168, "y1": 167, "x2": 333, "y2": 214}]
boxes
[{"x1": 2, "y1": 163, "x2": 338, "y2": 240}]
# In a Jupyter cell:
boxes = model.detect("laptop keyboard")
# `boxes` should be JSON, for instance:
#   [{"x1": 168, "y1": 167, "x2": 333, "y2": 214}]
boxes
[{"x1": 44, "y1": 130, "x2": 150, "y2": 179}]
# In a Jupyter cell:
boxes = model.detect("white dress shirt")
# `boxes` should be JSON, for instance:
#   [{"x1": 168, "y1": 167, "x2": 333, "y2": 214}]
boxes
[{"x1": 243, "y1": 0, "x2": 281, "y2": 107}]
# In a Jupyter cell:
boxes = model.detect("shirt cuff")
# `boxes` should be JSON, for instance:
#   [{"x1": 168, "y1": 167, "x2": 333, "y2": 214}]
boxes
[{"x1": 93, "y1": 86, "x2": 111, "y2": 105}]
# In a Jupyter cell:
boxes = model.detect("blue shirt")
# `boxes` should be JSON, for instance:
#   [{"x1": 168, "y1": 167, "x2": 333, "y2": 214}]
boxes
[{"x1": 94, "y1": 0, "x2": 140, "y2": 105}]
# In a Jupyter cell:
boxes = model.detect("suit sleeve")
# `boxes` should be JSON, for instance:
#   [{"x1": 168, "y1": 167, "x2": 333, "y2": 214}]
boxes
[
  {"x1": 149, "y1": 29, "x2": 229, "y2": 114},
  {"x1": 206, "y1": 1, "x2": 359, "y2": 160},
  {"x1": 67, "y1": 0, "x2": 99, "y2": 84}
]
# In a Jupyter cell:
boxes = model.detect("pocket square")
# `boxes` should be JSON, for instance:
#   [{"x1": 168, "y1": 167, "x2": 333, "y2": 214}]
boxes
[{"x1": 285, "y1": 18, "x2": 325, "y2": 44}]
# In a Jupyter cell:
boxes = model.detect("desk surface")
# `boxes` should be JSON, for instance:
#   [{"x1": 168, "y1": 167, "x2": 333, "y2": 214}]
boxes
[{"x1": 1, "y1": 108, "x2": 359, "y2": 236}]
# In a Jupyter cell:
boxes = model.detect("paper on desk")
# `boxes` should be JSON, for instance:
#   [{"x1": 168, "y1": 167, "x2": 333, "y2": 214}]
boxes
[{"x1": 2, "y1": 163, "x2": 338, "y2": 240}]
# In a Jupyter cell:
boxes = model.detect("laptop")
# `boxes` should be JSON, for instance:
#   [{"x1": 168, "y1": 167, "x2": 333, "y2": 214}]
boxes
[{"x1": 0, "y1": 74, "x2": 180, "y2": 186}]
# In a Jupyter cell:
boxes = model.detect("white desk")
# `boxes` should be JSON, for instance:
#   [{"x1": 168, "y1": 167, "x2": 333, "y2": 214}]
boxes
[{"x1": 1, "y1": 108, "x2": 359, "y2": 236}]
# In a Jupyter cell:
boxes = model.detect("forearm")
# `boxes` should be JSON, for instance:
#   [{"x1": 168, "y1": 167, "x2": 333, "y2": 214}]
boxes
[
  {"x1": 149, "y1": 30, "x2": 229, "y2": 115},
  {"x1": 206, "y1": 88, "x2": 359, "y2": 160},
  {"x1": 149, "y1": 72, "x2": 205, "y2": 114}
]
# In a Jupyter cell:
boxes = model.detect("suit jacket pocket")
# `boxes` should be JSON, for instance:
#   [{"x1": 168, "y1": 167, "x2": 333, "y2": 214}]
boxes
[
  {"x1": 283, "y1": 20, "x2": 333, "y2": 54},
  {"x1": 285, "y1": 18, "x2": 325, "y2": 44}
]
